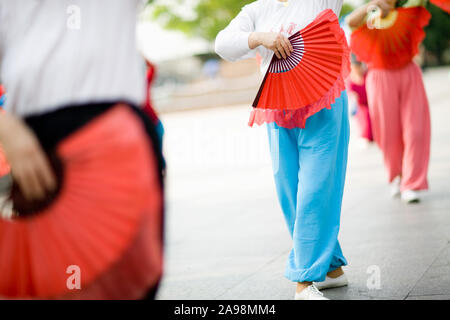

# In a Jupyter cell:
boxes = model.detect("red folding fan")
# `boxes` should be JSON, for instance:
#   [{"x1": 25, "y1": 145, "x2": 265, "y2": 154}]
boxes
[
  {"x1": 350, "y1": 6, "x2": 431, "y2": 70},
  {"x1": 430, "y1": 0, "x2": 450, "y2": 13},
  {"x1": 0, "y1": 145, "x2": 9, "y2": 177},
  {"x1": 0, "y1": 106, "x2": 163, "y2": 299},
  {"x1": 0, "y1": 85, "x2": 5, "y2": 100},
  {"x1": 0, "y1": 110, "x2": 10, "y2": 178},
  {"x1": 250, "y1": 9, "x2": 350, "y2": 128}
]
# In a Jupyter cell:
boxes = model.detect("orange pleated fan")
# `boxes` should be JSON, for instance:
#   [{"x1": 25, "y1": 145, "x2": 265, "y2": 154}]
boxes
[
  {"x1": 249, "y1": 9, "x2": 350, "y2": 129},
  {"x1": 430, "y1": 0, "x2": 450, "y2": 13},
  {"x1": 0, "y1": 106, "x2": 163, "y2": 299},
  {"x1": 350, "y1": 6, "x2": 431, "y2": 70},
  {"x1": 0, "y1": 110, "x2": 10, "y2": 177},
  {"x1": 0, "y1": 145, "x2": 9, "y2": 177}
]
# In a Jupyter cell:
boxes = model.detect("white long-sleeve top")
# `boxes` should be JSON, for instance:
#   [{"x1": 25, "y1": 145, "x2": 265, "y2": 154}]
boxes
[
  {"x1": 0, "y1": 0, "x2": 146, "y2": 117},
  {"x1": 216, "y1": 0, "x2": 343, "y2": 75}
]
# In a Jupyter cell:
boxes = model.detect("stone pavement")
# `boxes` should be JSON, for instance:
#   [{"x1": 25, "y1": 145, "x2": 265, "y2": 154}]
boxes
[{"x1": 156, "y1": 66, "x2": 450, "y2": 300}]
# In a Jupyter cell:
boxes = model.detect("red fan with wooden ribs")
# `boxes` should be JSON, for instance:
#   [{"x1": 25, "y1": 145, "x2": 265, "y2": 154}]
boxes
[
  {"x1": 251, "y1": 9, "x2": 350, "y2": 128},
  {"x1": 0, "y1": 109, "x2": 10, "y2": 178},
  {"x1": 350, "y1": 6, "x2": 431, "y2": 70},
  {"x1": 0, "y1": 106, "x2": 163, "y2": 299},
  {"x1": 430, "y1": 0, "x2": 450, "y2": 13}
]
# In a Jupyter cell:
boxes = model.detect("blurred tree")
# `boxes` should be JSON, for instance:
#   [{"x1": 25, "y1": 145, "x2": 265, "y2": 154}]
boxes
[
  {"x1": 424, "y1": 3, "x2": 450, "y2": 65},
  {"x1": 147, "y1": 0, "x2": 355, "y2": 41},
  {"x1": 147, "y1": 0, "x2": 253, "y2": 41},
  {"x1": 341, "y1": 3, "x2": 356, "y2": 17}
]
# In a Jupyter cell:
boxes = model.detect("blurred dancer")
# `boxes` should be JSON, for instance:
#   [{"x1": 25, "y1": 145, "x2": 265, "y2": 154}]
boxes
[
  {"x1": 0, "y1": 0, "x2": 163, "y2": 299},
  {"x1": 0, "y1": 135, "x2": 9, "y2": 180},
  {"x1": 348, "y1": 56, "x2": 373, "y2": 145},
  {"x1": 143, "y1": 59, "x2": 165, "y2": 157},
  {"x1": 0, "y1": 85, "x2": 5, "y2": 107},
  {"x1": 347, "y1": 0, "x2": 431, "y2": 203},
  {"x1": 0, "y1": 85, "x2": 10, "y2": 180},
  {"x1": 216, "y1": 0, "x2": 350, "y2": 300}
]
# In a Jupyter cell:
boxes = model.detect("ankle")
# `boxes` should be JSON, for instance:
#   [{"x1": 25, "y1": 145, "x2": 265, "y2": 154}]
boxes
[
  {"x1": 327, "y1": 267, "x2": 344, "y2": 279},
  {"x1": 296, "y1": 281, "x2": 312, "y2": 293}
]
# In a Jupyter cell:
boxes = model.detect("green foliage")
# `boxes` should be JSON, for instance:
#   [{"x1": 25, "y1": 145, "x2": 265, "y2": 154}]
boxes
[
  {"x1": 341, "y1": 3, "x2": 356, "y2": 17},
  {"x1": 148, "y1": 0, "x2": 254, "y2": 41},
  {"x1": 424, "y1": 3, "x2": 450, "y2": 64},
  {"x1": 147, "y1": 0, "x2": 353, "y2": 41}
]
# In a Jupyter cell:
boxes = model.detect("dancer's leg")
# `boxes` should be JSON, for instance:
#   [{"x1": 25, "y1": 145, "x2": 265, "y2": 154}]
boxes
[
  {"x1": 329, "y1": 241, "x2": 347, "y2": 273},
  {"x1": 355, "y1": 105, "x2": 373, "y2": 141},
  {"x1": 285, "y1": 92, "x2": 350, "y2": 283},
  {"x1": 366, "y1": 69, "x2": 403, "y2": 183},
  {"x1": 266, "y1": 123, "x2": 300, "y2": 236},
  {"x1": 399, "y1": 63, "x2": 431, "y2": 191}
]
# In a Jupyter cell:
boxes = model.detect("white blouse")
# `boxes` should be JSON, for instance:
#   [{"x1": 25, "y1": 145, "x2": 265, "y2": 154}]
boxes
[
  {"x1": 0, "y1": 0, "x2": 146, "y2": 116},
  {"x1": 216, "y1": 0, "x2": 343, "y2": 74}
]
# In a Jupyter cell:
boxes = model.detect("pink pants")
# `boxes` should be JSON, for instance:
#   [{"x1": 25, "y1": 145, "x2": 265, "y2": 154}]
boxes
[
  {"x1": 366, "y1": 62, "x2": 430, "y2": 191},
  {"x1": 355, "y1": 104, "x2": 373, "y2": 142}
]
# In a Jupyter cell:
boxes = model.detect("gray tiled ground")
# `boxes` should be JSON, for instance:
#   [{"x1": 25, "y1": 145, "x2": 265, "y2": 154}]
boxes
[
  {"x1": 0, "y1": 175, "x2": 11, "y2": 193},
  {"x1": 157, "y1": 66, "x2": 450, "y2": 300}
]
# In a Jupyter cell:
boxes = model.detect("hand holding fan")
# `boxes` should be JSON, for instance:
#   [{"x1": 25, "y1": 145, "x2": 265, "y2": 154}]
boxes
[
  {"x1": 350, "y1": 6, "x2": 431, "y2": 70},
  {"x1": 250, "y1": 9, "x2": 350, "y2": 129},
  {"x1": 0, "y1": 106, "x2": 163, "y2": 299}
]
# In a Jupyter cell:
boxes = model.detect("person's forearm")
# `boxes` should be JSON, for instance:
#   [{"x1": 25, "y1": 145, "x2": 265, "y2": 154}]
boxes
[
  {"x1": 248, "y1": 32, "x2": 262, "y2": 50},
  {"x1": 215, "y1": 29, "x2": 254, "y2": 62},
  {"x1": 346, "y1": 2, "x2": 372, "y2": 29},
  {"x1": 0, "y1": 112, "x2": 16, "y2": 142}
]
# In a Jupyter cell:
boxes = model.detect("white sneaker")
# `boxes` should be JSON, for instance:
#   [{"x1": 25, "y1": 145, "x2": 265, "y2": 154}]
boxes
[
  {"x1": 390, "y1": 176, "x2": 401, "y2": 198},
  {"x1": 294, "y1": 284, "x2": 329, "y2": 300},
  {"x1": 401, "y1": 190, "x2": 420, "y2": 203},
  {"x1": 357, "y1": 138, "x2": 371, "y2": 149},
  {"x1": 0, "y1": 196, "x2": 13, "y2": 219},
  {"x1": 314, "y1": 273, "x2": 348, "y2": 290}
]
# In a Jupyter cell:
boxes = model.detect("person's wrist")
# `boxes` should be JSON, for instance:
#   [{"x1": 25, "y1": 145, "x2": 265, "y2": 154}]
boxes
[
  {"x1": 257, "y1": 33, "x2": 264, "y2": 47},
  {"x1": 249, "y1": 32, "x2": 262, "y2": 49},
  {"x1": 0, "y1": 113, "x2": 19, "y2": 141},
  {"x1": 0, "y1": 113, "x2": 10, "y2": 140}
]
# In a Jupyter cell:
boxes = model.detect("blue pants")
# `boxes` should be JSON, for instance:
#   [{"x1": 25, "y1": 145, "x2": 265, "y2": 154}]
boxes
[{"x1": 267, "y1": 91, "x2": 350, "y2": 283}]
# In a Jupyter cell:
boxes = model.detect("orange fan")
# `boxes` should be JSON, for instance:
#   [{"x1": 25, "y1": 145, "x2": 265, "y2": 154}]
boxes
[
  {"x1": 350, "y1": 6, "x2": 431, "y2": 70},
  {"x1": 250, "y1": 9, "x2": 350, "y2": 129},
  {"x1": 0, "y1": 106, "x2": 163, "y2": 299},
  {"x1": 0, "y1": 110, "x2": 10, "y2": 178},
  {"x1": 0, "y1": 145, "x2": 9, "y2": 177},
  {"x1": 0, "y1": 85, "x2": 5, "y2": 103},
  {"x1": 430, "y1": 0, "x2": 450, "y2": 13}
]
